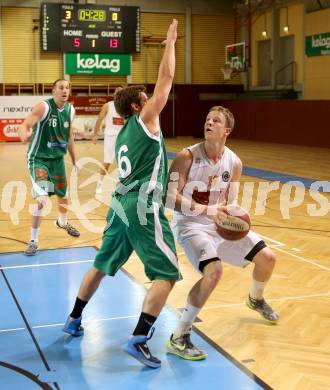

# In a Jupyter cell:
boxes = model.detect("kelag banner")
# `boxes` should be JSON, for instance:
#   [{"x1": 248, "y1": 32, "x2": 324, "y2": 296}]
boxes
[
  {"x1": 65, "y1": 53, "x2": 131, "y2": 75},
  {"x1": 305, "y1": 32, "x2": 330, "y2": 57}
]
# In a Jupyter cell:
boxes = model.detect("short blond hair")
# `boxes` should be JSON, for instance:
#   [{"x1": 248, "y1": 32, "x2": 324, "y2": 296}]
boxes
[{"x1": 209, "y1": 106, "x2": 235, "y2": 129}]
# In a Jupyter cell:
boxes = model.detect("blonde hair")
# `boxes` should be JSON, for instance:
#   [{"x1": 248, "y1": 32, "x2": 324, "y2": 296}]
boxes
[{"x1": 209, "y1": 106, "x2": 235, "y2": 129}]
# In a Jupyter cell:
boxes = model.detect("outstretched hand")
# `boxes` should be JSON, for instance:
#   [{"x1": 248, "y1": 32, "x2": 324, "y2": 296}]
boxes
[{"x1": 164, "y1": 19, "x2": 178, "y2": 45}]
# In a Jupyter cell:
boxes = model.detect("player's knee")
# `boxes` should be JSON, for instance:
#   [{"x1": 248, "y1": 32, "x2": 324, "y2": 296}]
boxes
[
  {"x1": 92, "y1": 267, "x2": 106, "y2": 281},
  {"x1": 258, "y1": 248, "x2": 276, "y2": 270},
  {"x1": 204, "y1": 261, "x2": 223, "y2": 287}
]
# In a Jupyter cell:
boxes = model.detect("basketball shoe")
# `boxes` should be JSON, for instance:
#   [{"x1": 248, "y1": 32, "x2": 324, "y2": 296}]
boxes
[
  {"x1": 246, "y1": 295, "x2": 279, "y2": 323},
  {"x1": 124, "y1": 328, "x2": 161, "y2": 368},
  {"x1": 56, "y1": 220, "x2": 80, "y2": 237},
  {"x1": 62, "y1": 316, "x2": 84, "y2": 337},
  {"x1": 167, "y1": 332, "x2": 207, "y2": 360},
  {"x1": 24, "y1": 240, "x2": 38, "y2": 256}
]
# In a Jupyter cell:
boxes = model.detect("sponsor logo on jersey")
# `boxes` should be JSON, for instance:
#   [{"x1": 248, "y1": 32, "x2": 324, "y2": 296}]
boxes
[
  {"x1": 222, "y1": 171, "x2": 230, "y2": 182},
  {"x1": 113, "y1": 117, "x2": 124, "y2": 125},
  {"x1": 64, "y1": 121, "x2": 69, "y2": 128},
  {"x1": 47, "y1": 141, "x2": 67, "y2": 148}
]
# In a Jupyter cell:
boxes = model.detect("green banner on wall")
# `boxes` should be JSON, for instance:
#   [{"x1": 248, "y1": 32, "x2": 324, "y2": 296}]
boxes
[
  {"x1": 65, "y1": 53, "x2": 131, "y2": 75},
  {"x1": 305, "y1": 33, "x2": 330, "y2": 57}
]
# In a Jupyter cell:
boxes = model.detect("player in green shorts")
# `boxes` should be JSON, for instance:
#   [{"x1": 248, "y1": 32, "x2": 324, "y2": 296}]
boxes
[
  {"x1": 63, "y1": 20, "x2": 180, "y2": 369},
  {"x1": 19, "y1": 79, "x2": 80, "y2": 256}
]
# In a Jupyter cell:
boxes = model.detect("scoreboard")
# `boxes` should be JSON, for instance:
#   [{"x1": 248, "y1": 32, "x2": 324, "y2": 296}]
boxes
[{"x1": 41, "y1": 3, "x2": 140, "y2": 53}]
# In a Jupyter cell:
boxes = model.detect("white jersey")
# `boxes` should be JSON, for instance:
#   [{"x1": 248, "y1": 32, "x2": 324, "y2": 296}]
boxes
[
  {"x1": 172, "y1": 142, "x2": 264, "y2": 270},
  {"x1": 173, "y1": 142, "x2": 238, "y2": 226},
  {"x1": 104, "y1": 100, "x2": 124, "y2": 136}
]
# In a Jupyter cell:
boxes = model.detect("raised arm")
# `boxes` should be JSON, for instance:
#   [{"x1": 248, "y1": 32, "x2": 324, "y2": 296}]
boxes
[
  {"x1": 140, "y1": 19, "x2": 177, "y2": 132},
  {"x1": 19, "y1": 102, "x2": 45, "y2": 143}
]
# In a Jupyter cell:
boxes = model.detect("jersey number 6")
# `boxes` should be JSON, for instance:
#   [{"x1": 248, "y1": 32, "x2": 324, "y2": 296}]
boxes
[{"x1": 118, "y1": 145, "x2": 132, "y2": 179}]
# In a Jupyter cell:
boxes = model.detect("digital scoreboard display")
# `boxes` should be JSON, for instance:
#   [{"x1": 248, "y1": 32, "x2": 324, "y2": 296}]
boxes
[{"x1": 41, "y1": 3, "x2": 140, "y2": 53}]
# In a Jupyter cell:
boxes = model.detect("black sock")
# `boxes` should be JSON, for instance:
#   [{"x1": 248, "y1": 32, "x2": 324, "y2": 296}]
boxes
[
  {"x1": 132, "y1": 312, "x2": 157, "y2": 336},
  {"x1": 70, "y1": 297, "x2": 88, "y2": 319}
]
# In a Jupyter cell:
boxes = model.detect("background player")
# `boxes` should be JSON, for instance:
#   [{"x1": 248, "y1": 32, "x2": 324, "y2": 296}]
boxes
[
  {"x1": 63, "y1": 20, "x2": 180, "y2": 369},
  {"x1": 165, "y1": 105, "x2": 279, "y2": 360},
  {"x1": 92, "y1": 86, "x2": 124, "y2": 194},
  {"x1": 19, "y1": 79, "x2": 80, "y2": 256}
]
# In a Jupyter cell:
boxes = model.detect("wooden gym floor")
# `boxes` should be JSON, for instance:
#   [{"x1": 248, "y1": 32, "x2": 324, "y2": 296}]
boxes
[{"x1": 0, "y1": 137, "x2": 329, "y2": 390}]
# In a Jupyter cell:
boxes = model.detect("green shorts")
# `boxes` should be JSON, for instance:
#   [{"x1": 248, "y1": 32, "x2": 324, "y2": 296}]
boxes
[
  {"x1": 28, "y1": 158, "x2": 67, "y2": 198},
  {"x1": 94, "y1": 193, "x2": 181, "y2": 281}
]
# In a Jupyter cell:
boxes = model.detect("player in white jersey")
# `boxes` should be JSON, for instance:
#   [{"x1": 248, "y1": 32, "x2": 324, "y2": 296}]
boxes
[
  {"x1": 93, "y1": 86, "x2": 124, "y2": 194},
  {"x1": 165, "y1": 105, "x2": 279, "y2": 361}
]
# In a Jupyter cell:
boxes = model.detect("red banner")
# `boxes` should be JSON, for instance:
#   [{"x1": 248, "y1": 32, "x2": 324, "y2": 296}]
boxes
[
  {"x1": 0, "y1": 119, "x2": 23, "y2": 141},
  {"x1": 69, "y1": 96, "x2": 110, "y2": 115}
]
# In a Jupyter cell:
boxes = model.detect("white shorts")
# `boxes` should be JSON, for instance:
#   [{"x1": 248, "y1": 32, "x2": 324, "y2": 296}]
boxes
[
  {"x1": 172, "y1": 220, "x2": 264, "y2": 273},
  {"x1": 104, "y1": 134, "x2": 117, "y2": 164}
]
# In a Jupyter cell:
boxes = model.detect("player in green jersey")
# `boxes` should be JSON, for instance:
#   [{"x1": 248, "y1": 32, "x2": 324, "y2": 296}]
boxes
[
  {"x1": 19, "y1": 79, "x2": 80, "y2": 256},
  {"x1": 63, "y1": 20, "x2": 180, "y2": 369}
]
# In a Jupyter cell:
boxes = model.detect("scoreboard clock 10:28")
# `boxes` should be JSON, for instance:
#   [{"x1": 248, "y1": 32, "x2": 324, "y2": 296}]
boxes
[{"x1": 41, "y1": 3, "x2": 140, "y2": 53}]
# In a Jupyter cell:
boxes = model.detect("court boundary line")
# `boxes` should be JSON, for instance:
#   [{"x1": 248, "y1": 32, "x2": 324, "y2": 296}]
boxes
[
  {"x1": 203, "y1": 291, "x2": 330, "y2": 310},
  {"x1": 0, "y1": 361, "x2": 53, "y2": 390},
  {"x1": 120, "y1": 267, "x2": 273, "y2": 390},
  {"x1": 2, "y1": 291, "x2": 329, "y2": 333},
  {"x1": 259, "y1": 234, "x2": 330, "y2": 271},
  {"x1": 0, "y1": 267, "x2": 60, "y2": 390},
  {"x1": 0, "y1": 251, "x2": 185, "y2": 270},
  {"x1": 1, "y1": 246, "x2": 272, "y2": 390}
]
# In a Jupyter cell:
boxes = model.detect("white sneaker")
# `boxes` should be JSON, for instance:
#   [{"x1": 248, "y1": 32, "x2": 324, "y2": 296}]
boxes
[
  {"x1": 95, "y1": 181, "x2": 103, "y2": 194},
  {"x1": 25, "y1": 240, "x2": 38, "y2": 256}
]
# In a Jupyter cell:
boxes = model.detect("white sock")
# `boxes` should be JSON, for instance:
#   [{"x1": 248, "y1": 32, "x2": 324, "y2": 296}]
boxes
[
  {"x1": 31, "y1": 228, "x2": 39, "y2": 242},
  {"x1": 173, "y1": 303, "x2": 201, "y2": 339},
  {"x1": 58, "y1": 212, "x2": 68, "y2": 226},
  {"x1": 250, "y1": 279, "x2": 267, "y2": 300}
]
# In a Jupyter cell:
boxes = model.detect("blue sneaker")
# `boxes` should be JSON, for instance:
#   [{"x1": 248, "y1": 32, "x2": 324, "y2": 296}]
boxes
[
  {"x1": 123, "y1": 328, "x2": 161, "y2": 369},
  {"x1": 62, "y1": 316, "x2": 84, "y2": 337}
]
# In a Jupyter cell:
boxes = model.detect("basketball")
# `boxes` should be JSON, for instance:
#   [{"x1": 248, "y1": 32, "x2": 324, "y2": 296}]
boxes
[{"x1": 214, "y1": 205, "x2": 251, "y2": 241}]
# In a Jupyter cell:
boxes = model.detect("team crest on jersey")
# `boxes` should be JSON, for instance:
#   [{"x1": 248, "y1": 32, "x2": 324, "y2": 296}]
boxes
[
  {"x1": 63, "y1": 121, "x2": 69, "y2": 128},
  {"x1": 222, "y1": 171, "x2": 230, "y2": 182},
  {"x1": 195, "y1": 157, "x2": 201, "y2": 164}
]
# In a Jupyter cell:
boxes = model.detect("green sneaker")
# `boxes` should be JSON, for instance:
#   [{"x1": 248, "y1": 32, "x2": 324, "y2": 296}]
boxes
[
  {"x1": 246, "y1": 295, "x2": 279, "y2": 323},
  {"x1": 167, "y1": 333, "x2": 207, "y2": 360}
]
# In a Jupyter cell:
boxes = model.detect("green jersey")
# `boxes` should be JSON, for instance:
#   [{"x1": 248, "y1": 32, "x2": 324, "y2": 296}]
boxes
[
  {"x1": 27, "y1": 98, "x2": 73, "y2": 161},
  {"x1": 115, "y1": 115, "x2": 168, "y2": 200}
]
